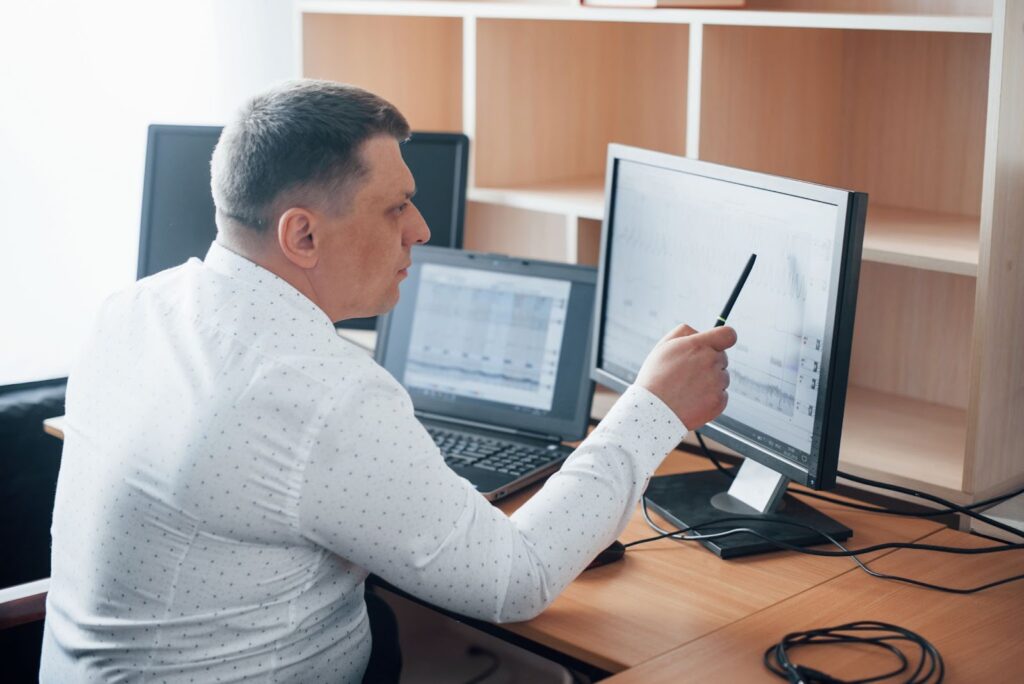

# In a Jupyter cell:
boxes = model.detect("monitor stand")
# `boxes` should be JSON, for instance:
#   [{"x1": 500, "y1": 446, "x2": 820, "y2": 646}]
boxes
[{"x1": 644, "y1": 458, "x2": 852, "y2": 559}]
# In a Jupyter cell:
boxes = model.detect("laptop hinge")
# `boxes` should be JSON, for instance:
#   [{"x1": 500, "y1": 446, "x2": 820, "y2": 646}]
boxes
[{"x1": 415, "y1": 411, "x2": 561, "y2": 443}]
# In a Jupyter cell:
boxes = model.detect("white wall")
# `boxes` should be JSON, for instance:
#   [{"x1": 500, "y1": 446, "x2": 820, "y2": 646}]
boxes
[{"x1": 0, "y1": 0, "x2": 295, "y2": 385}]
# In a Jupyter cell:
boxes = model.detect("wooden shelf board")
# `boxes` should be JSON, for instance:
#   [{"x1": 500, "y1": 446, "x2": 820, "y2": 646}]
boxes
[
  {"x1": 839, "y1": 385, "x2": 966, "y2": 497},
  {"x1": 299, "y1": 2, "x2": 992, "y2": 33},
  {"x1": 597, "y1": 385, "x2": 968, "y2": 499},
  {"x1": 469, "y1": 177, "x2": 605, "y2": 220},
  {"x1": 469, "y1": 187, "x2": 981, "y2": 277},
  {"x1": 42, "y1": 416, "x2": 66, "y2": 441},
  {"x1": 864, "y1": 205, "x2": 979, "y2": 276}
]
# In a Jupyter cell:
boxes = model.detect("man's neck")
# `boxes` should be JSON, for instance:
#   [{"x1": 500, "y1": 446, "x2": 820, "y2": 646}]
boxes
[{"x1": 214, "y1": 235, "x2": 324, "y2": 314}]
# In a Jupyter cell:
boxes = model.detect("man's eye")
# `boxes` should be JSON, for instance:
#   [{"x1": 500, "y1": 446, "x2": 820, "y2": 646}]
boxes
[{"x1": 394, "y1": 203, "x2": 408, "y2": 215}]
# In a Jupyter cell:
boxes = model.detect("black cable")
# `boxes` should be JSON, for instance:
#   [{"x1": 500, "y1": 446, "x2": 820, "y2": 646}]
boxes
[
  {"x1": 691, "y1": 432, "x2": 1024, "y2": 540},
  {"x1": 764, "y1": 621, "x2": 944, "y2": 684},
  {"x1": 835, "y1": 470, "x2": 1024, "y2": 540},
  {"x1": 627, "y1": 506, "x2": 1024, "y2": 594},
  {"x1": 463, "y1": 644, "x2": 500, "y2": 684}
]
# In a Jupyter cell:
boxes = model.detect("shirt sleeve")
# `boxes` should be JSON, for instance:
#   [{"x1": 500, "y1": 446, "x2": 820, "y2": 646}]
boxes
[{"x1": 297, "y1": 366, "x2": 685, "y2": 623}]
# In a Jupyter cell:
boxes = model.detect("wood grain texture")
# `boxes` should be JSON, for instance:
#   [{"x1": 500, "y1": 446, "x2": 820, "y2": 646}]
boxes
[
  {"x1": 576, "y1": 217, "x2": 603, "y2": 266},
  {"x1": 966, "y1": 0, "x2": 1024, "y2": 495},
  {"x1": 744, "y1": 0, "x2": 993, "y2": 15},
  {"x1": 701, "y1": 25, "x2": 845, "y2": 186},
  {"x1": 849, "y1": 262, "x2": 975, "y2": 409},
  {"x1": 493, "y1": 450, "x2": 942, "y2": 671},
  {"x1": 475, "y1": 19, "x2": 687, "y2": 187},
  {"x1": 702, "y1": 27, "x2": 989, "y2": 216},
  {"x1": 468, "y1": 175, "x2": 605, "y2": 220},
  {"x1": 0, "y1": 591, "x2": 47, "y2": 630},
  {"x1": 840, "y1": 30, "x2": 989, "y2": 215},
  {"x1": 864, "y1": 205, "x2": 980, "y2": 276},
  {"x1": 605, "y1": 528, "x2": 1024, "y2": 683},
  {"x1": 302, "y1": 13, "x2": 463, "y2": 131},
  {"x1": 463, "y1": 201, "x2": 571, "y2": 261},
  {"x1": 42, "y1": 416, "x2": 65, "y2": 441},
  {"x1": 840, "y1": 385, "x2": 968, "y2": 496}
]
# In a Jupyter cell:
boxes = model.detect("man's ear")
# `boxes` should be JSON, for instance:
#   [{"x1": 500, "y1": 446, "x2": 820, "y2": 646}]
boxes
[{"x1": 277, "y1": 207, "x2": 319, "y2": 269}]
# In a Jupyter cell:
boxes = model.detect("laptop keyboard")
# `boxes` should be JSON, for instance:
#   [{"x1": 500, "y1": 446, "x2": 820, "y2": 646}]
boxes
[{"x1": 426, "y1": 426, "x2": 563, "y2": 478}]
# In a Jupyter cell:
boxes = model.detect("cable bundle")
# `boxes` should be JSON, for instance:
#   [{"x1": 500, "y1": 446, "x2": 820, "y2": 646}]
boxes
[{"x1": 764, "y1": 621, "x2": 943, "y2": 683}]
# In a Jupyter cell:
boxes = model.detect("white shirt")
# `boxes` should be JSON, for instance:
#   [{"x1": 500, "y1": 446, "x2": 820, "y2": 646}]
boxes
[{"x1": 41, "y1": 242, "x2": 686, "y2": 683}]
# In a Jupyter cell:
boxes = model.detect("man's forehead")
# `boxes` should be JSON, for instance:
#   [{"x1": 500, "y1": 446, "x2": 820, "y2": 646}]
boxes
[{"x1": 357, "y1": 136, "x2": 416, "y2": 200}]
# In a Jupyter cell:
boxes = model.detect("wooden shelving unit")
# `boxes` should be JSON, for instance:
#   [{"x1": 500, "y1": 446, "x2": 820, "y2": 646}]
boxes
[{"x1": 299, "y1": 0, "x2": 1023, "y2": 505}]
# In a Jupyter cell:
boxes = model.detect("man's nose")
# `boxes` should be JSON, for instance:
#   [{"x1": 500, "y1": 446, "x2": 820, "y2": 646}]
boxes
[{"x1": 409, "y1": 206, "x2": 430, "y2": 245}]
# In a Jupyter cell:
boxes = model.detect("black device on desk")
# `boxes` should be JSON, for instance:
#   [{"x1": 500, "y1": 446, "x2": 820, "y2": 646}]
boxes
[
  {"x1": 375, "y1": 245, "x2": 597, "y2": 501},
  {"x1": 137, "y1": 126, "x2": 469, "y2": 284},
  {"x1": 591, "y1": 143, "x2": 867, "y2": 558}
]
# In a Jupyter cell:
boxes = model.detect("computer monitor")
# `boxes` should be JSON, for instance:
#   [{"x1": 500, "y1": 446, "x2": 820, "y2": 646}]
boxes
[
  {"x1": 137, "y1": 125, "x2": 221, "y2": 279},
  {"x1": 137, "y1": 126, "x2": 469, "y2": 292},
  {"x1": 591, "y1": 144, "x2": 867, "y2": 558}
]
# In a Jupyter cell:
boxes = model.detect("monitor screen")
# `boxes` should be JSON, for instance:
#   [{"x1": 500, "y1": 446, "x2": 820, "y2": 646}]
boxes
[
  {"x1": 399, "y1": 132, "x2": 468, "y2": 249},
  {"x1": 592, "y1": 145, "x2": 865, "y2": 489},
  {"x1": 137, "y1": 127, "x2": 468, "y2": 284},
  {"x1": 137, "y1": 125, "x2": 221, "y2": 279},
  {"x1": 378, "y1": 246, "x2": 597, "y2": 441}
]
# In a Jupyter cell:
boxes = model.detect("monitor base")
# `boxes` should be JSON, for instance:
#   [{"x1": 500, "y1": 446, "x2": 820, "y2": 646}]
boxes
[{"x1": 644, "y1": 471, "x2": 852, "y2": 559}]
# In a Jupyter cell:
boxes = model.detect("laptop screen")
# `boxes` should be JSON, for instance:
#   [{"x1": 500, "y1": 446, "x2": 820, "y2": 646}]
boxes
[{"x1": 376, "y1": 246, "x2": 596, "y2": 441}]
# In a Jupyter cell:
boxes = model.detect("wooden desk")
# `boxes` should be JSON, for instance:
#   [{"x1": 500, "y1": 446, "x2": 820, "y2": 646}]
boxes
[
  {"x1": 485, "y1": 450, "x2": 943, "y2": 673},
  {"x1": 43, "y1": 415, "x2": 65, "y2": 440},
  {"x1": 606, "y1": 528, "x2": 1024, "y2": 683},
  {"x1": 47, "y1": 416, "x2": 1013, "y2": 680}
]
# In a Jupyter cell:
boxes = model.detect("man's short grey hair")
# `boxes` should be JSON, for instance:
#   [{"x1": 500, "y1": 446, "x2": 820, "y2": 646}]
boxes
[{"x1": 211, "y1": 79, "x2": 410, "y2": 233}]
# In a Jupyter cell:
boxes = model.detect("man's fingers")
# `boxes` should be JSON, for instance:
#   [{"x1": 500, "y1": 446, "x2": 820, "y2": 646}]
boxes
[
  {"x1": 659, "y1": 323, "x2": 699, "y2": 344},
  {"x1": 691, "y1": 325, "x2": 737, "y2": 352}
]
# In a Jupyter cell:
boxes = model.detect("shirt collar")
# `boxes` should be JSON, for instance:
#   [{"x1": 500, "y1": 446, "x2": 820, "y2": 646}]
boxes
[{"x1": 203, "y1": 241, "x2": 335, "y2": 329}]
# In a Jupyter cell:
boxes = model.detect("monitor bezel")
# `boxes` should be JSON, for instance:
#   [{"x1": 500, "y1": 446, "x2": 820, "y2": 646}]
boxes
[
  {"x1": 590, "y1": 144, "x2": 866, "y2": 490},
  {"x1": 137, "y1": 124, "x2": 223, "y2": 280},
  {"x1": 401, "y1": 131, "x2": 470, "y2": 249},
  {"x1": 377, "y1": 245, "x2": 597, "y2": 442}
]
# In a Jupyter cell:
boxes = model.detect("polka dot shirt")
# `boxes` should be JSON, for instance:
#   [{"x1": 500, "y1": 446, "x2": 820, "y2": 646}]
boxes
[{"x1": 41, "y1": 242, "x2": 685, "y2": 683}]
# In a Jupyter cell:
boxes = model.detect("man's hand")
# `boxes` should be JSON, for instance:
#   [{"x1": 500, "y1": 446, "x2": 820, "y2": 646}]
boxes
[{"x1": 634, "y1": 323, "x2": 738, "y2": 430}]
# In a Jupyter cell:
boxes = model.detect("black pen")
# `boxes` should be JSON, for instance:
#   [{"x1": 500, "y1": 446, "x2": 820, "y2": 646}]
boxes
[{"x1": 716, "y1": 254, "x2": 757, "y2": 327}]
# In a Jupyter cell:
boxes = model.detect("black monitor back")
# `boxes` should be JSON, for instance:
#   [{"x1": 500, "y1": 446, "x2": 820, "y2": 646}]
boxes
[
  {"x1": 137, "y1": 126, "x2": 470, "y2": 306},
  {"x1": 137, "y1": 125, "x2": 221, "y2": 279}
]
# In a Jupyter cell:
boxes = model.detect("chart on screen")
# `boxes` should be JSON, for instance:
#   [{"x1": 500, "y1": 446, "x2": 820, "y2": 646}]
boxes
[
  {"x1": 602, "y1": 159, "x2": 839, "y2": 454},
  {"x1": 404, "y1": 264, "x2": 571, "y2": 411}
]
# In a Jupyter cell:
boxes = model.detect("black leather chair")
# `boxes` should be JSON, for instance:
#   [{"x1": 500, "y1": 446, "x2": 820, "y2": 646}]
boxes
[{"x1": 0, "y1": 378, "x2": 66, "y2": 681}]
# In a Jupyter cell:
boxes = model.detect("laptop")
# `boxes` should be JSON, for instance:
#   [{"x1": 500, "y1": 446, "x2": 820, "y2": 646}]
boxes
[{"x1": 376, "y1": 245, "x2": 597, "y2": 501}]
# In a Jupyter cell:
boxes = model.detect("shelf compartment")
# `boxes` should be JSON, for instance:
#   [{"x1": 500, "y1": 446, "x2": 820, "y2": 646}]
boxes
[
  {"x1": 839, "y1": 385, "x2": 967, "y2": 498},
  {"x1": 299, "y1": 3, "x2": 993, "y2": 33},
  {"x1": 469, "y1": 176, "x2": 605, "y2": 220},
  {"x1": 463, "y1": 202, "x2": 573, "y2": 262},
  {"x1": 863, "y1": 205, "x2": 979, "y2": 276},
  {"x1": 302, "y1": 13, "x2": 463, "y2": 131},
  {"x1": 575, "y1": 216, "x2": 603, "y2": 266},
  {"x1": 592, "y1": 384, "x2": 968, "y2": 499},
  {"x1": 849, "y1": 262, "x2": 975, "y2": 410},
  {"x1": 700, "y1": 26, "x2": 989, "y2": 218},
  {"x1": 743, "y1": 0, "x2": 992, "y2": 16},
  {"x1": 468, "y1": 185, "x2": 982, "y2": 277},
  {"x1": 475, "y1": 19, "x2": 688, "y2": 188}
]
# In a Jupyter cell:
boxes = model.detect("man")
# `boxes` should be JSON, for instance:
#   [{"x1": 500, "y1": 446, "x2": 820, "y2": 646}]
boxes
[{"x1": 42, "y1": 80, "x2": 735, "y2": 682}]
